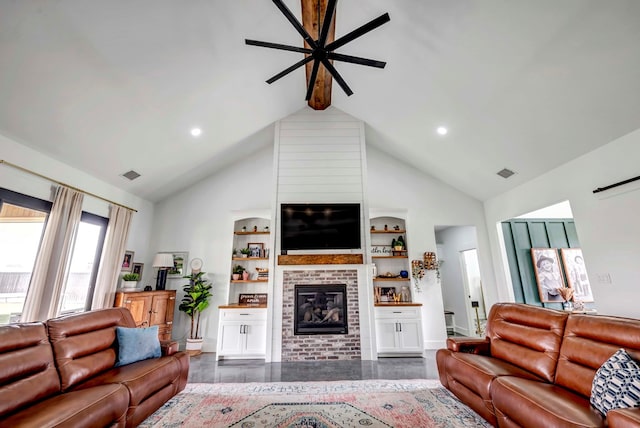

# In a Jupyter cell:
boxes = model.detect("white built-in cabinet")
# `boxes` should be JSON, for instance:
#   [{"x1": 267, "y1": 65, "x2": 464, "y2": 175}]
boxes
[
  {"x1": 216, "y1": 216, "x2": 270, "y2": 361},
  {"x1": 216, "y1": 308, "x2": 267, "y2": 360},
  {"x1": 374, "y1": 306, "x2": 424, "y2": 356}
]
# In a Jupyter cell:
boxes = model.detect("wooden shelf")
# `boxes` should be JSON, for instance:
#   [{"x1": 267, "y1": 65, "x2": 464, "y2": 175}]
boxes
[
  {"x1": 278, "y1": 254, "x2": 364, "y2": 265},
  {"x1": 232, "y1": 257, "x2": 269, "y2": 261},
  {"x1": 372, "y1": 255, "x2": 408, "y2": 259},
  {"x1": 234, "y1": 231, "x2": 270, "y2": 235},
  {"x1": 231, "y1": 279, "x2": 269, "y2": 283},
  {"x1": 371, "y1": 229, "x2": 406, "y2": 234},
  {"x1": 374, "y1": 302, "x2": 422, "y2": 307},
  {"x1": 374, "y1": 277, "x2": 410, "y2": 282}
]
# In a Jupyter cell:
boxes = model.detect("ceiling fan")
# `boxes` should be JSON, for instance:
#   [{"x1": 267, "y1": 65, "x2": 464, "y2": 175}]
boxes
[{"x1": 246, "y1": 0, "x2": 390, "y2": 100}]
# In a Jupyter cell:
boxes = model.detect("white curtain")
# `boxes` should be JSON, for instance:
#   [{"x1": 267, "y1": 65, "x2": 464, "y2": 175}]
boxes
[
  {"x1": 21, "y1": 186, "x2": 84, "y2": 322},
  {"x1": 91, "y1": 204, "x2": 133, "y2": 309}
]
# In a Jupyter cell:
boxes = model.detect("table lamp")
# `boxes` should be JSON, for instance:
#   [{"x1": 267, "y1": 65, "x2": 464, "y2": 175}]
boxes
[{"x1": 153, "y1": 253, "x2": 175, "y2": 290}]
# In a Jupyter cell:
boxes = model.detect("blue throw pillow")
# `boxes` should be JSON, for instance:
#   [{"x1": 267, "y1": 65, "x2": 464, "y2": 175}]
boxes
[
  {"x1": 115, "y1": 326, "x2": 161, "y2": 367},
  {"x1": 591, "y1": 348, "x2": 640, "y2": 415}
]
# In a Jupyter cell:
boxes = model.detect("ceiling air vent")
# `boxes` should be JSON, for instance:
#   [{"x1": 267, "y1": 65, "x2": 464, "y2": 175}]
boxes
[
  {"x1": 497, "y1": 168, "x2": 515, "y2": 179},
  {"x1": 121, "y1": 170, "x2": 141, "y2": 181}
]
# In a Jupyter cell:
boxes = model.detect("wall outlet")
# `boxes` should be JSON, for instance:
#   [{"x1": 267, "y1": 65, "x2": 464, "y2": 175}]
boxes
[{"x1": 596, "y1": 273, "x2": 612, "y2": 284}]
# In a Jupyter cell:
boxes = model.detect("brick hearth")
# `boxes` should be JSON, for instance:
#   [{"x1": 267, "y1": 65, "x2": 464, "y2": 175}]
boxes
[{"x1": 282, "y1": 269, "x2": 361, "y2": 361}]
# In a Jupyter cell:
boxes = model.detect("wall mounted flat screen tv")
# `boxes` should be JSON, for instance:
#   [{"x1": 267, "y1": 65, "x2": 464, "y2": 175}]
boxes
[{"x1": 280, "y1": 203, "x2": 361, "y2": 251}]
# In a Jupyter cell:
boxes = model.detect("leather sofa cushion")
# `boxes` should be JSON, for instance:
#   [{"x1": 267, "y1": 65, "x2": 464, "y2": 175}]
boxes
[
  {"x1": 556, "y1": 314, "x2": 640, "y2": 398},
  {"x1": 0, "y1": 383, "x2": 128, "y2": 428},
  {"x1": 47, "y1": 308, "x2": 136, "y2": 390},
  {"x1": 486, "y1": 303, "x2": 569, "y2": 382},
  {"x1": 608, "y1": 408, "x2": 640, "y2": 428},
  {"x1": 0, "y1": 323, "x2": 61, "y2": 419},
  {"x1": 492, "y1": 376, "x2": 604, "y2": 428}
]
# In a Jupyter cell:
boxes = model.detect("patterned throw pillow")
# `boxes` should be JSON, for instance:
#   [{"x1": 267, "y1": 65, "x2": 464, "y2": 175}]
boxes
[{"x1": 591, "y1": 348, "x2": 640, "y2": 415}]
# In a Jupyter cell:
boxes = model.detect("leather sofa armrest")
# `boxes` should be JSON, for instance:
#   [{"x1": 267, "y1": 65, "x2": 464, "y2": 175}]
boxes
[
  {"x1": 160, "y1": 340, "x2": 179, "y2": 356},
  {"x1": 608, "y1": 408, "x2": 640, "y2": 428},
  {"x1": 446, "y1": 337, "x2": 490, "y2": 355}
]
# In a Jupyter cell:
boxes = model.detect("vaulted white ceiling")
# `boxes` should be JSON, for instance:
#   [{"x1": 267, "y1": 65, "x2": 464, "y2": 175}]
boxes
[{"x1": 1, "y1": 1, "x2": 639, "y2": 202}]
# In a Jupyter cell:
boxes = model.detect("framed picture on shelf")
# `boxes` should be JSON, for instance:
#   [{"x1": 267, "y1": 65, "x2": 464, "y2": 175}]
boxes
[
  {"x1": 164, "y1": 252, "x2": 188, "y2": 277},
  {"x1": 560, "y1": 248, "x2": 594, "y2": 302},
  {"x1": 379, "y1": 287, "x2": 395, "y2": 302},
  {"x1": 132, "y1": 262, "x2": 144, "y2": 277},
  {"x1": 248, "y1": 242, "x2": 264, "y2": 258},
  {"x1": 121, "y1": 251, "x2": 134, "y2": 272},
  {"x1": 531, "y1": 248, "x2": 564, "y2": 303}
]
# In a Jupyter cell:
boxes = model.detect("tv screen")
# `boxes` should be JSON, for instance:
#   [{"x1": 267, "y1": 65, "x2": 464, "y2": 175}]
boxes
[{"x1": 280, "y1": 203, "x2": 361, "y2": 251}]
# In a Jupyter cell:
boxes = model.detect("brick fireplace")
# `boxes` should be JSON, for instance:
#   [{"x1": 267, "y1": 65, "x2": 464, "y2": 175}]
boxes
[{"x1": 282, "y1": 269, "x2": 361, "y2": 361}]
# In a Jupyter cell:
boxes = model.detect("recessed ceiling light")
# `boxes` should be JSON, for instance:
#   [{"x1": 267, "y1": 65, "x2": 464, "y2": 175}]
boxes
[
  {"x1": 436, "y1": 126, "x2": 448, "y2": 135},
  {"x1": 190, "y1": 128, "x2": 202, "y2": 137}
]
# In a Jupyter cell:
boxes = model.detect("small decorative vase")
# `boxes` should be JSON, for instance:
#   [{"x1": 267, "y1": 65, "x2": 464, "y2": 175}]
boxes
[
  {"x1": 400, "y1": 270, "x2": 409, "y2": 278},
  {"x1": 562, "y1": 301, "x2": 574, "y2": 311},
  {"x1": 242, "y1": 271, "x2": 250, "y2": 281}
]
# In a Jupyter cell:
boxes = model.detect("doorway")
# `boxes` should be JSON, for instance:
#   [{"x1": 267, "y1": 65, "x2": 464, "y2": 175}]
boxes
[{"x1": 435, "y1": 225, "x2": 487, "y2": 337}]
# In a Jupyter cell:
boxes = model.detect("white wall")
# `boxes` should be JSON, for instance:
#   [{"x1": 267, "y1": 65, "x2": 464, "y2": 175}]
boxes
[
  {"x1": 0, "y1": 133, "x2": 155, "y2": 284},
  {"x1": 150, "y1": 144, "x2": 274, "y2": 349},
  {"x1": 367, "y1": 147, "x2": 497, "y2": 349},
  {"x1": 485, "y1": 128, "x2": 640, "y2": 319}
]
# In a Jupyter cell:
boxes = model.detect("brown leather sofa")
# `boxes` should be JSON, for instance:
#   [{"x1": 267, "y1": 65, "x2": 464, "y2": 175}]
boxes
[
  {"x1": 437, "y1": 303, "x2": 640, "y2": 427},
  {"x1": 0, "y1": 307, "x2": 189, "y2": 428}
]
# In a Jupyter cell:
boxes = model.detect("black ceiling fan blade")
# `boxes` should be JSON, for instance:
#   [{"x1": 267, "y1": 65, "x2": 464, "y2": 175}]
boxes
[
  {"x1": 318, "y1": 0, "x2": 337, "y2": 47},
  {"x1": 327, "y1": 52, "x2": 386, "y2": 68},
  {"x1": 305, "y1": 59, "x2": 322, "y2": 100},
  {"x1": 266, "y1": 55, "x2": 314, "y2": 84},
  {"x1": 320, "y1": 58, "x2": 353, "y2": 96},
  {"x1": 245, "y1": 39, "x2": 312, "y2": 55},
  {"x1": 272, "y1": 0, "x2": 317, "y2": 50},
  {"x1": 325, "y1": 13, "x2": 390, "y2": 52}
]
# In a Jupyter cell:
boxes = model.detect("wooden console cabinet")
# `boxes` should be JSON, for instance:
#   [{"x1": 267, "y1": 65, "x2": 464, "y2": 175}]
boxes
[{"x1": 114, "y1": 290, "x2": 176, "y2": 340}]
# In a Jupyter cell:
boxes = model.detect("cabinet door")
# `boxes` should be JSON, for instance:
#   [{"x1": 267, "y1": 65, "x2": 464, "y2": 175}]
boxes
[
  {"x1": 375, "y1": 319, "x2": 400, "y2": 352},
  {"x1": 123, "y1": 295, "x2": 152, "y2": 327},
  {"x1": 218, "y1": 321, "x2": 245, "y2": 355},
  {"x1": 243, "y1": 320, "x2": 267, "y2": 355},
  {"x1": 397, "y1": 319, "x2": 423, "y2": 352}
]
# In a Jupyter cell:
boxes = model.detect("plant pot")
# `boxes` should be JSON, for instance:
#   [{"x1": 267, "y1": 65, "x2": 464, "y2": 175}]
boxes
[
  {"x1": 241, "y1": 254, "x2": 248, "y2": 258},
  {"x1": 121, "y1": 280, "x2": 138, "y2": 291},
  {"x1": 185, "y1": 338, "x2": 203, "y2": 356},
  {"x1": 242, "y1": 271, "x2": 250, "y2": 281},
  {"x1": 232, "y1": 273, "x2": 240, "y2": 280}
]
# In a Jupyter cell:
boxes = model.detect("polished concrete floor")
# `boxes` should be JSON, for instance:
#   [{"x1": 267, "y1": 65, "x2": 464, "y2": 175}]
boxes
[{"x1": 187, "y1": 351, "x2": 439, "y2": 383}]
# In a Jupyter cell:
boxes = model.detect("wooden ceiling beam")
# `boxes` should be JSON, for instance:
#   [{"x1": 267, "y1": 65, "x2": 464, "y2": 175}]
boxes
[{"x1": 301, "y1": 0, "x2": 335, "y2": 110}]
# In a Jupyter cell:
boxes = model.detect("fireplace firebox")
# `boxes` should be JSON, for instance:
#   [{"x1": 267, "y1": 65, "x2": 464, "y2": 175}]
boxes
[{"x1": 294, "y1": 284, "x2": 348, "y2": 335}]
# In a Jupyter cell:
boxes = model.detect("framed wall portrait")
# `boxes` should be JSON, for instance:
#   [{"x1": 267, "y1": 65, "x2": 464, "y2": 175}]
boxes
[
  {"x1": 531, "y1": 248, "x2": 565, "y2": 303},
  {"x1": 560, "y1": 248, "x2": 594, "y2": 302},
  {"x1": 132, "y1": 262, "x2": 144, "y2": 277},
  {"x1": 121, "y1": 250, "x2": 134, "y2": 272}
]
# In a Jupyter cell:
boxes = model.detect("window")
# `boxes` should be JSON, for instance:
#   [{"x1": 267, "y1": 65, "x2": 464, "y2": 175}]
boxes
[
  {"x1": 0, "y1": 189, "x2": 51, "y2": 324},
  {"x1": 0, "y1": 188, "x2": 107, "y2": 323},
  {"x1": 59, "y1": 212, "x2": 107, "y2": 314}
]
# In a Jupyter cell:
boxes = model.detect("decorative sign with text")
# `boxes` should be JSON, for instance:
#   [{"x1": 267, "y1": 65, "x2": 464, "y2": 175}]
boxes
[
  {"x1": 239, "y1": 293, "x2": 268, "y2": 306},
  {"x1": 371, "y1": 245, "x2": 393, "y2": 256}
]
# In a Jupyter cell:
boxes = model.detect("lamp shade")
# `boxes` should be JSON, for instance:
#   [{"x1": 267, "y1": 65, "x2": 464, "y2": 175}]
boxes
[{"x1": 152, "y1": 253, "x2": 175, "y2": 268}]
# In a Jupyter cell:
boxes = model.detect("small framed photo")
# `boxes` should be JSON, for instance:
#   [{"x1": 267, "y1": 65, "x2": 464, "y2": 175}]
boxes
[
  {"x1": 121, "y1": 250, "x2": 134, "y2": 272},
  {"x1": 248, "y1": 242, "x2": 264, "y2": 258},
  {"x1": 132, "y1": 262, "x2": 144, "y2": 277},
  {"x1": 379, "y1": 287, "x2": 395, "y2": 302},
  {"x1": 162, "y1": 252, "x2": 188, "y2": 277},
  {"x1": 531, "y1": 248, "x2": 565, "y2": 302},
  {"x1": 560, "y1": 248, "x2": 594, "y2": 302}
]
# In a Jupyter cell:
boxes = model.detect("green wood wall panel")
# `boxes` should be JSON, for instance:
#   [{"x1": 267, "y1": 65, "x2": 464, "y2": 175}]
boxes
[{"x1": 501, "y1": 218, "x2": 577, "y2": 309}]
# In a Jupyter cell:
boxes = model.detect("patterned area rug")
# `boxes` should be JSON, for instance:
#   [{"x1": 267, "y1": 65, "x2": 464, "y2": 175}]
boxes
[{"x1": 140, "y1": 380, "x2": 490, "y2": 428}]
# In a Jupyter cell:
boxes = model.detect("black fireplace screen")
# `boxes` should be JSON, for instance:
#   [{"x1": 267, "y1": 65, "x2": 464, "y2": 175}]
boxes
[{"x1": 294, "y1": 284, "x2": 348, "y2": 335}]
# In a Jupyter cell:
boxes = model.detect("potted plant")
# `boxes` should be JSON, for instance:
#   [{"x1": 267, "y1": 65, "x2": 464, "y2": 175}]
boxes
[
  {"x1": 240, "y1": 248, "x2": 251, "y2": 258},
  {"x1": 179, "y1": 271, "x2": 213, "y2": 355},
  {"x1": 232, "y1": 264, "x2": 244, "y2": 280},
  {"x1": 121, "y1": 273, "x2": 140, "y2": 291}
]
